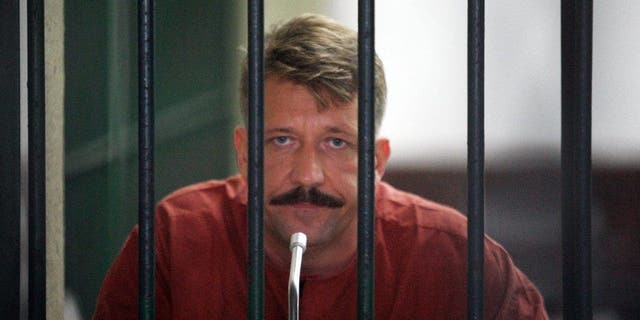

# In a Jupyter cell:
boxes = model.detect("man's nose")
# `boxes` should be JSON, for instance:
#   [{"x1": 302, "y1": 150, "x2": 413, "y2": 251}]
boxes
[{"x1": 290, "y1": 147, "x2": 324, "y2": 187}]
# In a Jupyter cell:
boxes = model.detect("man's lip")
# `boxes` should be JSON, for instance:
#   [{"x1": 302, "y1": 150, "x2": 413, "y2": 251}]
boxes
[
  {"x1": 292, "y1": 202, "x2": 321, "y2": 208},
  {"x1": 277, "y1": 202, "x2": 324, "y2": 209}
]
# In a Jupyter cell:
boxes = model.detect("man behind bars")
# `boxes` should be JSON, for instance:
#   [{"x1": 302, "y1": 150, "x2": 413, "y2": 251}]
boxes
[{"x1": 94, "y1": 14, "x2": 548, "y2": 319}]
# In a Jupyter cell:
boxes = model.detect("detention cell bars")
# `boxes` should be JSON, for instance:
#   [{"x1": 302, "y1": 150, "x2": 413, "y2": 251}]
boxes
[{"x1": 22, "y1": 0, "x2": 593, "y2": 319}]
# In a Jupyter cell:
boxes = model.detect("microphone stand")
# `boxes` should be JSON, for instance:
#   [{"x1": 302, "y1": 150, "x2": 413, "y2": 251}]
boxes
[{"x1": 288, "y1": 232, "x2": 307, "y2": 320}]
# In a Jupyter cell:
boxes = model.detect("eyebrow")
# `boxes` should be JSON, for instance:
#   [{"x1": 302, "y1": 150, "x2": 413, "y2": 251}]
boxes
[
  {"x1": 263, "y1": 124, "x2": 358, "y2": 139},
  {"x1": 265, "y1": 128, "x2": 294, "y2": 135},
  {"x1": 327, "y1": 126, "x2": 356, "y2": 136}
]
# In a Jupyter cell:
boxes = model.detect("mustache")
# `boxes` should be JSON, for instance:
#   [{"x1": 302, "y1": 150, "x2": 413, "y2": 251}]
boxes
[{"x1": 269, "y1": 187, "x2": 345, "y2": 208}]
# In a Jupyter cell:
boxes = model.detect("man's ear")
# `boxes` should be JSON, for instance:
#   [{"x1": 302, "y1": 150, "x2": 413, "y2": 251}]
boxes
[
  {"x1": 374, "y1": 138, "x2": 391, "y2": 180},
  {"x1": 233, "y1": 127, "x2": 248, "y2": 178}
]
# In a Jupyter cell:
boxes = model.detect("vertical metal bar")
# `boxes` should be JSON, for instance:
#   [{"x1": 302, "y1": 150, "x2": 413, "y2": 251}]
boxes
[
  {"x1": 247, "y1": 0, "x2": 265, "y2": 319},
  {"x1": 1, "y1": 1, "x2": 22, "y2": 318},
  {"x1": 467, "y1": 0, "x2": 485, "y2": 319},
  {"x1": 358, "y1": 0, "x2": 375, "y2": 319},
  {"x1": 561, "y1": 1, "x2": 593, "y2": 319},
  {"x1": 27, "y1": 0, "x2": 46, "y2": 318},
  {"x1": 138, "y1": 1, "x2": 155, "y2": 319}
]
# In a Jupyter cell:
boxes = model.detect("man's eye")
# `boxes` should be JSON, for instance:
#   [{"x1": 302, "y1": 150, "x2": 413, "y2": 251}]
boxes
[
  {"x1": 273, "y1": 136, "x2": 291, "y2": 146},
  {"x1": 329, "y1": 138, "x2": 347, "y2": 149}
]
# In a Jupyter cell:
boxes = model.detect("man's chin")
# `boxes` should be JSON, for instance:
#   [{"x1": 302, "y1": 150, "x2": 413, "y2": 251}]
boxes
[
  {"x1": 266, "y1": 220, "x2": 328, "y2": 248},
  {"x1": 264, "y1": 205, "x2": 351, "y2": 248}
]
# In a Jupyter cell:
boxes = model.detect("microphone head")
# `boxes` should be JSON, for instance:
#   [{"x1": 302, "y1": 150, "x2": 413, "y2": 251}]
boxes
[{"x1": 289, "y1": 232, "x2": 307, "y2": 252}]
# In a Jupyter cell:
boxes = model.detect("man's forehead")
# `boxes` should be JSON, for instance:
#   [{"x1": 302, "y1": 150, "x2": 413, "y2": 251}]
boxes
[{"x1": 265, "y1": 77, "x2": 356, "y2": 106}]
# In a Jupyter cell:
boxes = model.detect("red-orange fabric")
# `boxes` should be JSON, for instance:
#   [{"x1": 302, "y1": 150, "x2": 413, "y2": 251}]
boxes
[{"x1": 93, "y1": 175, "x2": 548, "y2": 319}]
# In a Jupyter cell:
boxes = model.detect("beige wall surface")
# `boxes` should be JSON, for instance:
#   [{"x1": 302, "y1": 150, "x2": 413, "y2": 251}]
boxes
[{"x1": 45, "y1": 0, "x2": 65, "y2": 319}]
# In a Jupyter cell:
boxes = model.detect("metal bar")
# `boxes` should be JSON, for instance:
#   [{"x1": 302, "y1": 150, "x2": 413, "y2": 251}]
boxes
[
  {"x1": 0, "y1": 1, "x2": 22, "y2": 317},
  {"x1": 138, "y1": 1, "x2": 155, "y2": 319},
  {"x1": 247, "y1": 0, "x2": 265, "y2": 319},
  {"x1": 467, "y1": 0, "x2": 485, "y2": 319},
  {"x1": 357, "y1": 0, "x2": 376, "y2": 319},
  {"x1": 561, "y1": 1, "x2": 593, "y2": 319},
  {"x1": 27, "y1": 0, "x2": 46, "y2": 318}
]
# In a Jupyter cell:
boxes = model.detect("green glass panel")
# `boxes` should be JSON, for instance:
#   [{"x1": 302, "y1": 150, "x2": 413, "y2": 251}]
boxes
[{"x1": 64, "y1": 1, "x2": 238, "y2": 317}]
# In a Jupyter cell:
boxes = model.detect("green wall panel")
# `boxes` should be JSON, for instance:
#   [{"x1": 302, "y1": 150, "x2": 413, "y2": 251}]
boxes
[{"x1": 65, "y1": 1, "x2": 238, "y2": 317}]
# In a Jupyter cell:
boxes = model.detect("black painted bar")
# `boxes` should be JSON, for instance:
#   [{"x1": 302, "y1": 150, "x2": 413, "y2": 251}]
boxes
[
  {"x1": 27, "y1": 0, "x2": 46, "y2": 318},
  {"x1": 561, "y1": 1, "x2": 593, "y2": 319},
  {"x1": 357, "y1": 0, "x2": 376, "y2": 319},
  {"x1": 247, "y1": 0, "x2": 265, "y2": 319},
  {"x1": 467, "y1": 0, "x2": 485, "y2": 319},
  {"x1": 138, "y1": 1, "x2": 155, "y2": 319},
  {"x1": 1, "y1": 1, "x2": 22, "y2": 318}
]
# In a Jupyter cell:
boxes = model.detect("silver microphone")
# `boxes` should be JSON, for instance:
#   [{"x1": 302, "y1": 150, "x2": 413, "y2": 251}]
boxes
[{"x1": 288, "y1": 232, "x2": 307, "y2": 320}]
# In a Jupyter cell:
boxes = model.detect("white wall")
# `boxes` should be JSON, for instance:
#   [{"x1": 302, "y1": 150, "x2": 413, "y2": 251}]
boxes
[{"x1": 329, "y1": 1, "x2": 640, "y2": 168}]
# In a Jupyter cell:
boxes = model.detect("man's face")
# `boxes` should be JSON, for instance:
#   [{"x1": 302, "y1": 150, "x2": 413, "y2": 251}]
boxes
[{"x1": 234, "y1": 78, "x2": 390, "y2": 249}]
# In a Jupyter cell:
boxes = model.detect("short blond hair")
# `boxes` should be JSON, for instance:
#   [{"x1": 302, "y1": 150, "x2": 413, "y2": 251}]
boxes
[{"x1": 240, "y1": 14, "x2": 387, "y2": 132}]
